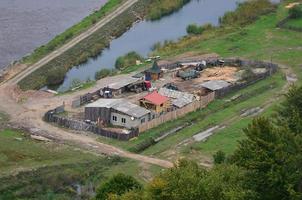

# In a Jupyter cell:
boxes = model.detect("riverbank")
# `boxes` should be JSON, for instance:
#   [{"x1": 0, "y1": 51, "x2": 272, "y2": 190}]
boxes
[{"x1": 16, "y1": 0, "x2": 194, "y2": 91}]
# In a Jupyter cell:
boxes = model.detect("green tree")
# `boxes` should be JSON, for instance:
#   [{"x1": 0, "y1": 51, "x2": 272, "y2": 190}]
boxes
[
  {"x1": 186, "y1": 24, "x2": 204, "y2": 35},
  {"x1": 95, "y1": 69, "x2": 113, "y2": 80},
  {"x1": 213, "y1": 150, "x2": 226, "y2": 164},
  {"x1": 115, "y1": 51, "x2": 143, "y2": 70},
  {"x1": 289, "y1": 4, "x2": 302, "y2": 19},
  {"x1": 147, "y1": 160, "x2": 207, "y2": 200},
  {"x1": 95, "y1": 173, "x2": 142, "y2": 200},
  {"x1": 231, "y1": 117, "x2": 302, "y2": 200},
  {"x1": 278, "y1": 86, "x2": 302, "y2": 134}
]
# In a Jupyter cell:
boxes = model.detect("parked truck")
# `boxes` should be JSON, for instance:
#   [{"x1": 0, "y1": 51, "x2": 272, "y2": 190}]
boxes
[{"x1": 177, "y1": 69, "x2": 201, "y2": 80}]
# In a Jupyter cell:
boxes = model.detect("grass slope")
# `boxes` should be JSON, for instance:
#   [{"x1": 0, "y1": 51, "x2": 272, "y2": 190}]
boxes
[{"x1": 0, "y1": 129, "x2": 161, "y2": 199}]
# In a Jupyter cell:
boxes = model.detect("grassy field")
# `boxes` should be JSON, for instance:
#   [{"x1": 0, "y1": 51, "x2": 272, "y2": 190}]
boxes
[
  {"x1": 0, "y1": 129, "x2": 95, "y2": 176},
  {"x1": 284, "y1": 17, "x2": 302, "y2": 28},
  {"x1": 0, "y1": 128, "x2": 162, "y2": 199},
  {"x1": 188, "y1": 100, "x2": 281, "y2": 157}
]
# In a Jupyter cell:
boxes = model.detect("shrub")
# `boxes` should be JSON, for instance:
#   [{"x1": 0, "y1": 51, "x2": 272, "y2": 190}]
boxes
[
  {"x1": 115, "y1": 51, "x2": 143, "y2": 70},
  {"x1": 95, "y1": 68, "x2": 113, "y2": 80},
  {"x1": 128, "y1": 138, "x2": 156, "y2": 153},
  {"x1": 186, "y1": 24, "x2": 205, "y2": 35},
  {"x1": 213, "y1": 150, "x2": 226, "y2": 164},
  {"x1": 289, "y1": 4, "x2": 302, "y2": 19},
  {"x1": 219, "y1": 0, "x2": 276, "y2": 26},
  {"x1": 46, "y1": 67, "x2": 66, "y2": 86},
  {"x1": 95, "y1": 173, "x2": 142, "y2": 200},
  {"x1": 147, "y1": 0, "x2": 191, "y2": 21}
]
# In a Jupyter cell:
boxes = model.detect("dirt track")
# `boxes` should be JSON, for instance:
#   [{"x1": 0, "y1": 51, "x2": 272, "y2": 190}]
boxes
[
  {"x1": 0, "y1": 0, "x2": 176, "y2": 169},
  {"x1": 4, "y1": 0, "x2": 139, "y2": 86},
  {"x1": 0, "y1": 80, "x2": 174, "y2": 168}
]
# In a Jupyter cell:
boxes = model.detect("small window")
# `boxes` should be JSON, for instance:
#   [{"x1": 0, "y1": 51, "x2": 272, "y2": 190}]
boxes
[
  {"x1": 122, "y1": 118, "x2": 126, "y2": 123},
  {"x1": 141, "y1": 118, "x2": 145, "y2": 124},
  {"x1": 160, "y1": 103, "x2": 163, "y2": 107},
  {"x1": 112, "y1": 116, "x2": 117, "y2": 121}
]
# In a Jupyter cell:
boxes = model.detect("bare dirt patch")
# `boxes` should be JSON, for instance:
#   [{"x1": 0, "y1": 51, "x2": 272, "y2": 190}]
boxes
[
  {"x1": 172, "y1": 66, "x2": 239, "y2": 93},
  {"x1": 285, "y1": 2, "x2": 301, "y2": 9}
]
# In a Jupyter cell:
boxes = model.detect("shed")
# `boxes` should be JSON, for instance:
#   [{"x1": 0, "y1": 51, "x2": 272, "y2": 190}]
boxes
[
  {"x1": 111, "y1": 101, "x2": 151, "y2": 129},
  {"x1": 85, "y1": 98, "x2": 150, "y2": 129},
  {"x1": 200, "y1": 80, "x2": 231, "y2": 97},
  {"x1": 85, "y1": 99, "x2": 122, "y2": 123},
  {"x1": 145, "y1": 61, "x2": 162, "y2": 81},
  {"x1": 107, "y1": 76, "x2": 140, "y2": 96},
  {"x1": 140, "y1": 91, "x2": 171, "y2": 113}
]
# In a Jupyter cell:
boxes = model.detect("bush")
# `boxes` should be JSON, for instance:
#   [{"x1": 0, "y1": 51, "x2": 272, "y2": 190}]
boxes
[
  {"x1": 186, "y1": 24, "x2": 205, "y2": 35},
  {"x1": 128, "y1": 138, "x2": 156, "y2": 153},
  {"x1": 147, "y1": 0, "x2": 191, "y2": 21},
  {"x1": 289, "y1": 4, "x2": 302, "y2": 19},
  {"x1": 219, "y1": 0, "x2": 276, "y2": 26},
  {"x1": 95, "y1": 69, "x2": 114, "y2": 80},
  {"x1": 46, "y1": 67, "x2": 66, "y2": 86},
  {"x1": 95, "y1": 173, "x2": 142, "y2": 200},
  {"x1": 115, "y1": 51, "x2": 143, "y2": 70},
  {"x1": 213, "y1": 150, "x2": 226, "y2": 164}
]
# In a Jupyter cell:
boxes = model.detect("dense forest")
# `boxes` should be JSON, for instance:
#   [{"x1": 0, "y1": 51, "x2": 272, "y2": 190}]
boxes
[{"x1": 93, "y1": 85, "x2": 302, "y2": 199}]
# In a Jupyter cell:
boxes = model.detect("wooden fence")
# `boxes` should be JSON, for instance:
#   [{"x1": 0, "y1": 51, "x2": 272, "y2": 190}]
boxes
[
  {"x1": 44, "y1": 107, "x2": 139, "y2": 141},
  {"x1": 138, "y1": 92, "x2": 215, "y2": 132}
]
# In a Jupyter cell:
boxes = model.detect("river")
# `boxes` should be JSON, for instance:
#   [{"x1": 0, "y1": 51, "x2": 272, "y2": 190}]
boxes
[
  {"x1": 58, "y1": 0, "x2": 247, "y2": 91},
  {"x1": 0, "y1": 0, "x2": 107, "y2": 70}
]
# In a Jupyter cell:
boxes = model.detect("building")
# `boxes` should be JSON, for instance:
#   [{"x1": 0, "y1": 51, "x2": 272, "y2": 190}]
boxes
[
  {"x1": 107, "y1": 76, "x2": 141, "y2": 96},
  {"x1": 85, "y1": 99, "x2": 150, "y2": 129},
  {"x1": 158, "y1": 88, "x2": 195, "y2": 108},
  {"x1": 140, "y1": 91, "x2": 171, "y2": 113},
  {"x1": 85, "y1": 99, "x2": 122, "y2": 123},
  {"x1": 145, "y1": 61, "x2": 162, "y2": 81},
  {"x1": 200, "y1": 80, "x2": 231, "y2": 98},
  {"x1": 111, "y1": 101, "x2": 150, "y2": 129}
]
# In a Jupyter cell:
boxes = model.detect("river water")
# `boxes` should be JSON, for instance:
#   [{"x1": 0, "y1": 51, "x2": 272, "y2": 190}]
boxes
[
  {"x1": 58, "y1": 0, "x2": 246, "y2": 91},
  {"x1": 0, "y1": 0, "x2": 107, "y2": 70}
]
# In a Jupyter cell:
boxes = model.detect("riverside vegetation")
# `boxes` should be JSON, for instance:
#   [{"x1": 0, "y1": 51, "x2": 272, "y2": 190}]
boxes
[{"x1": 18, "y1": 0, "x2": 192, "y2": 91}]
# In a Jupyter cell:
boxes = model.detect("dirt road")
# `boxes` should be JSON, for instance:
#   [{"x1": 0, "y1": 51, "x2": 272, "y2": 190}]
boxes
[
  {"x1": 4, "y1": 0, "x2": 139, "y2": 86},
  {"x1": 0, "y1": 82, "x2": 173, "y2": 168},
  {"x1": 0, "y1": 0, "x2": 176, "y2": 169}
]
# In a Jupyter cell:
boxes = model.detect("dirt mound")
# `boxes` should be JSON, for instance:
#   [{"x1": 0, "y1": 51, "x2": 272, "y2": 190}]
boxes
[
  {"x1": 8, "y1": 85, "x2": 52, "y2": 103},
  {"x1": 200, "y1": 66, "x2": 238, "y2": 82}
]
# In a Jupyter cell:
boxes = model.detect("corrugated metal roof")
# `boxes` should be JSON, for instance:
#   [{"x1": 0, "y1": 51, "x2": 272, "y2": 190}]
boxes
[
  {"x1": 108, "y1": 76, "x2": 140, "y2": 90},
  {"x1": 200, "y1": 80, "x2": 231, "y2": 91},
  {"x1": 112, "y1": 101, "x2": 150, "y2": 118},
  {"x1": 85, "y1": 99, "x2": 123, "y2": 108},
  {"x1": 85, "y1": 98, "x2": 150, "y2": 118},
  {"x1": 159, "y1": 88, "x2": 195, "y2": 108}
]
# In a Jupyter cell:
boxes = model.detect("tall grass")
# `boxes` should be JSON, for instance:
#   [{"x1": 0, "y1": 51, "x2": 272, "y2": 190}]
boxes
[
  {"x1": 219, "y1": 0, "x2": 276, "y2": 26},
  {"x1": 147, "y1": 0, "x2": 191, "y2": 20}
]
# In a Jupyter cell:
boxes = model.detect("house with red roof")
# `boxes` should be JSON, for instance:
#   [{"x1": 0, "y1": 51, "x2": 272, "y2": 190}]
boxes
[{"x1": 140, "y1": 91, "x2": 171, "y2": 113}]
